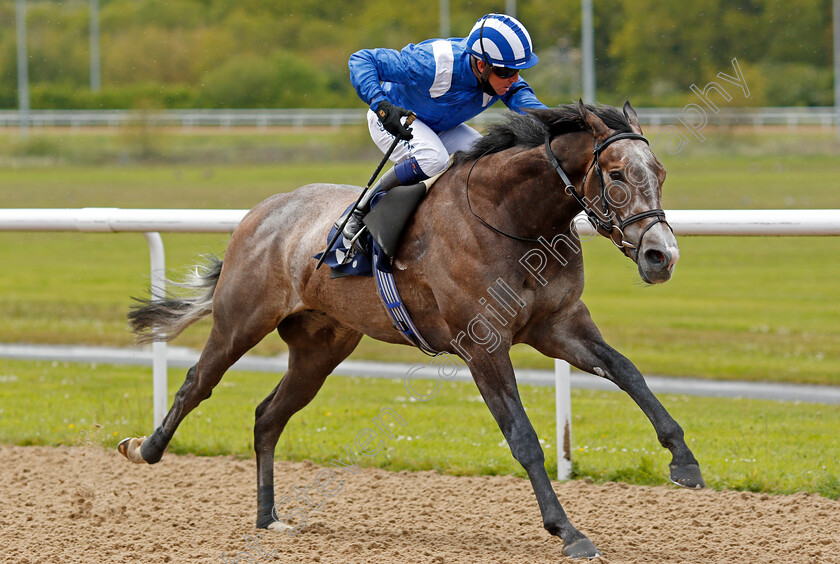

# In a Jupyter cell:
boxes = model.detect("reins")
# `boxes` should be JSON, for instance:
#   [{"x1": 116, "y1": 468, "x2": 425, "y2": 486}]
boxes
[
  {"x1": 465, "y1": 149, "x2": 549, "y2": 244},
  {"x1": 464, "y1": 126, "x2": 671, "y2": 258}
]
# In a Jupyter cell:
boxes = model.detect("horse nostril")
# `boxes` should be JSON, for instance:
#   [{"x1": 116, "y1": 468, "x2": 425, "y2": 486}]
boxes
[{"x1": 644, "y1": 248, "x2": 667, "y2": 268}]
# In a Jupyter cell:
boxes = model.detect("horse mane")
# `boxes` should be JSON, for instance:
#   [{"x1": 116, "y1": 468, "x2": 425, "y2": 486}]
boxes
[{"x1": 451, "y1": 103, "x2": 633, "y2": 166}]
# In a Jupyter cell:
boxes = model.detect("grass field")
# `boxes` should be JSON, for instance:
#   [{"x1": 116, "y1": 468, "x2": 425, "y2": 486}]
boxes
[
  {"x1": 1, "y1": 125, "x2": 838, "y2": 385},
  {"x1": 1, "y1": 358, "x2": 837, "y2": 499}
]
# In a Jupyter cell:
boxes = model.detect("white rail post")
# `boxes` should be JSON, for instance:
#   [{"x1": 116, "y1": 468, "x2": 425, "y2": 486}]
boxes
[
  {"x1": 555, "y1": 359, "x2": 572, "y2": 480},
  {"x1": 143, "y1": 232, "x2": 167, "y2": 428}
]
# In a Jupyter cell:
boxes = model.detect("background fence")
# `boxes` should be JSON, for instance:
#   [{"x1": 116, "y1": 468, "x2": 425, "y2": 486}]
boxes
[{"x1": 1, "y1": 107, "x2": 838, "y2": 130}]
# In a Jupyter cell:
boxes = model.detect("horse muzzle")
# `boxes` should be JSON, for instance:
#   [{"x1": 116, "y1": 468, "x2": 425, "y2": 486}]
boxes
[{"x1": 635, "y1": 223, "x2": 679, "y2": 284}]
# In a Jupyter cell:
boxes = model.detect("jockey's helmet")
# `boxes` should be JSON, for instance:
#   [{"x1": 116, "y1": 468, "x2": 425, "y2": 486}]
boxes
[{"x1": 465, "y1": 13, "x2": 539, "y2": 70}]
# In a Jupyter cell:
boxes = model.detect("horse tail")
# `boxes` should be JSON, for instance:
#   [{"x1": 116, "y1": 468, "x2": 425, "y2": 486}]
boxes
[{"x1": 128, "y1": 255, "x2": 223, "y2": 345}]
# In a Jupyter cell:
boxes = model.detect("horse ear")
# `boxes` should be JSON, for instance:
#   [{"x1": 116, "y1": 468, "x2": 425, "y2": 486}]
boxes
[
  {"x1": 527, "y1": 107, "x2": 558, "y2": 128},
  {"x1": 623, "y1": 100, "x2": 643, "y2": 134},
  {"x1": 578, "y1": 98, "x2": 611, "y2": 140}
]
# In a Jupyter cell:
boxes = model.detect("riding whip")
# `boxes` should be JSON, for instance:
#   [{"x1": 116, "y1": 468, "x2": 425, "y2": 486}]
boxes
[{"x1": 315, "y1": 113, "x2": 415, "y2": 270}]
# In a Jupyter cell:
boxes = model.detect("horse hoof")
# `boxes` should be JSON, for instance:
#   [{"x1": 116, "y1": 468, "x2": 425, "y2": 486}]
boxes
[
  {"x1": 670, "y1": 463, "x2": 705, "y2": 489},
  {"x1": 117, "y1": 436, "x2": 147, "y2": 464},
  {"x1": 266, "y1": 521, "x2": 294, "y2": 533},
  {"x1": 563, "y1": 538, "x2": 601, "y2": 559}
]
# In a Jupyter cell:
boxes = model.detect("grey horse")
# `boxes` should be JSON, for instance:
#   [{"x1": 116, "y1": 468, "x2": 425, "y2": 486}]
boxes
[{"x1": 119, "y1": 101, "x2": 704, "y2": 559}]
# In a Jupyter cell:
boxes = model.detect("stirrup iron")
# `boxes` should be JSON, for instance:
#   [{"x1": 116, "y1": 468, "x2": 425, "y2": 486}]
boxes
[{"x1": 348, "y1": 225, "x2": 368, "y2": 253}]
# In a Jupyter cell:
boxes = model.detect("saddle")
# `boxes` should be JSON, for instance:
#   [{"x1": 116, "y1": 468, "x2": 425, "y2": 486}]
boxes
[
  {"x1": 315, "y1": 172, "x2": 443, "y2": 278},
  {"x1": 363, "y1": 181, "x2": 428, "y2": 259}
]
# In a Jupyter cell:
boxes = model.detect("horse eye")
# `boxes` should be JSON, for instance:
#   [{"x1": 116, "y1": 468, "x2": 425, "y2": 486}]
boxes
[{"x1": 609, "y1": 171, "x2": 622, "y2": 181}]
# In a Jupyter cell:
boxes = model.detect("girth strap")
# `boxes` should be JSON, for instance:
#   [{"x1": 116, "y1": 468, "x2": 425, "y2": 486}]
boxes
[{"x1": 371, "y1": 249, "x2": 437, "y2": 356}]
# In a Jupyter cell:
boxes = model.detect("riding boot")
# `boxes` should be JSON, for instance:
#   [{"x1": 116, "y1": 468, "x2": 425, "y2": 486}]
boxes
[
  {"x1": 340, "y1": 206, "x2": 368, "y2": 250},
  {"x1": 341, "y1": 167, "x2": 402, "y2": 251}
]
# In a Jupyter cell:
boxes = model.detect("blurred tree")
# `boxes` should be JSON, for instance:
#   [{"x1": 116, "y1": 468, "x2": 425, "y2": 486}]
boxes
[
  {"x1": 608, "y1": 0, "x2": 832, "y2": 106},
  {"x1": 187, "y1": 27, "x2": 238, "y2": 79},
  {"x1": 102, "y1": 26, "x2": 199, "y2": 84},
  {"x1": 0, "y1": 0, "x2": 832, "y2": 109},
  {"x1": 0, "y1": 2, "x2": 17, "y2": 106},
  {"x1": 759, "y1": 0, "x2": 832, "y2": 67},
  {"x1": 761, "y1": 62, "x2": 833, "y2": 106},
  {"x1": 197, "y1": 49, "x2": 353, "y2": 108},
  {"x1": 100, "y1": 0, "x2": 207, "y2": 29},
  {"x1": 25, "y1": 2, "x2": 89, "y2": 87}
]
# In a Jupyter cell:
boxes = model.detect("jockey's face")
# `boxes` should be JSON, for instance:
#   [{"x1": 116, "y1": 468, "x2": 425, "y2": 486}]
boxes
[{"x1": 476, "y1": 60, "x2": 519, "y2": 96}]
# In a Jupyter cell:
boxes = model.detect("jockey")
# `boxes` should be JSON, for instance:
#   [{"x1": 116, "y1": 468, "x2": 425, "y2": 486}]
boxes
[{"x1": 343, "y1": 13, "x2": 549, "y2": 250}]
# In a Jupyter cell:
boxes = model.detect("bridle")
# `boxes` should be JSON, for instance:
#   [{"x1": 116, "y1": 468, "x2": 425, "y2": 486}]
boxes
[
  {"x1": 464, "y1": 126, "x2": 672, "y2": 258},
  {"x1": 544, "y1": 129, "x2": 671, "y2": 258}
]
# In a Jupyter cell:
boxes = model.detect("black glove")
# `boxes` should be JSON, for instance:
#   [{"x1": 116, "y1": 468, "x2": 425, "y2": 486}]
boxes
[{"x1": 376, "y1": 100, "x2": 414, "y2": 140}]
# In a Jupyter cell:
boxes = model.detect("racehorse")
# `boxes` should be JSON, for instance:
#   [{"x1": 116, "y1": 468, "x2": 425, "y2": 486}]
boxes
[{"x1": 119, "y1": 101, "x2": 704, "y2": 559}]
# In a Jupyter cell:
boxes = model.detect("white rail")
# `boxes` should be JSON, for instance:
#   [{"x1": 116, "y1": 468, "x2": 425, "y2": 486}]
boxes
[
  {"x1": 4, "y1": 207, "x2": 840, "y2": 235},
  {"x1": 0, "y1": 107, "x2": 837, "y2": 129},
  {"x1": 1, "y1": 207, "x2": 839, "y2": 478}
]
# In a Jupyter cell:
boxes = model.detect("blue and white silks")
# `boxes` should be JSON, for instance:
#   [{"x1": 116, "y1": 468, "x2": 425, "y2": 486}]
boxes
[{"x1": 349, "y1": 37, "x2": 546, "y2": 134}]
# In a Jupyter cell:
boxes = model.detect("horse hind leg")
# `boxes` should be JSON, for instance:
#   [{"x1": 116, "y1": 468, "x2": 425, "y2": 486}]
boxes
[
  {"x1": 254, "y1": 313, "x2": 362, "y2": 530},
  {"x1": 119, "y1": 362, "x2": 208, "y2": 464},
  {"x1": 119, "y1": 299, "x2": 283, "y2": 465}
]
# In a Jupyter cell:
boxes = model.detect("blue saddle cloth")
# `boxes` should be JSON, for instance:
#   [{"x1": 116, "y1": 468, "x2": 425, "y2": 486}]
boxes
[{"x1": 313, "y1": 194, "x2": 390, "y2": 277}]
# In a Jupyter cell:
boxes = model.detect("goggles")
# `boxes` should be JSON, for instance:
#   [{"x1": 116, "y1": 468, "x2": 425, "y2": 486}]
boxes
[{"x1": 492, "y1": 66, "x2": 519, "y2": 79}]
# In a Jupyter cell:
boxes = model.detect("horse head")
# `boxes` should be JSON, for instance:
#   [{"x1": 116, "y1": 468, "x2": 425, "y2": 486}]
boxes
[{"x1": 577, "y1": 100, "x2": 679, "y2": 284}]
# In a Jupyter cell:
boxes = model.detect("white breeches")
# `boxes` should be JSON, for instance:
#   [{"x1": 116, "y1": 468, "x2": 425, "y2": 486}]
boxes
[{"x1": 366, "y1": 109, "x2": 482, "y2": 177}]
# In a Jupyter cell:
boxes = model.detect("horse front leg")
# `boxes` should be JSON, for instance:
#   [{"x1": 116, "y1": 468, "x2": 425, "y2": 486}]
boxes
[
  {"x1": 467, "y1": 351, "x2": 601, "y2": 559},
  {"x1": 526, "y1": 302, "x2": 704, "y2": 489}
]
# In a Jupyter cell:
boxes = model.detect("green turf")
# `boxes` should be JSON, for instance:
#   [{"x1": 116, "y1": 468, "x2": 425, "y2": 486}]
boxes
[
  {"x1": 575, "y1": 235, "x2": 840, "y2": 384},
  {"x1": 0, "y1": 127, "x2": 838, "y2": 385},
  {"x1": 0, "y1": 358, "x2": 836, "y2": 499}
]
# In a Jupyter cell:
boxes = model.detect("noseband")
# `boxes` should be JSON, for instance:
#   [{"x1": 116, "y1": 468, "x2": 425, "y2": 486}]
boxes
[{"x1": 544, "y1": 130, "x2": 670, "y2": 258}]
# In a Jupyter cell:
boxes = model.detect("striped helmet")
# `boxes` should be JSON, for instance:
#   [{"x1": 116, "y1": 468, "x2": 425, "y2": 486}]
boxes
[{"x1": 466, "y1": 13, "x2": 539, "y2": 69}]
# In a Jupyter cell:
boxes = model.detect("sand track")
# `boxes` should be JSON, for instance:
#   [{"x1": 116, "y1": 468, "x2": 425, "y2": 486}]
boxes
[{"x1": 1, "y1": 445, "x2": 837, "y2": 563}]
